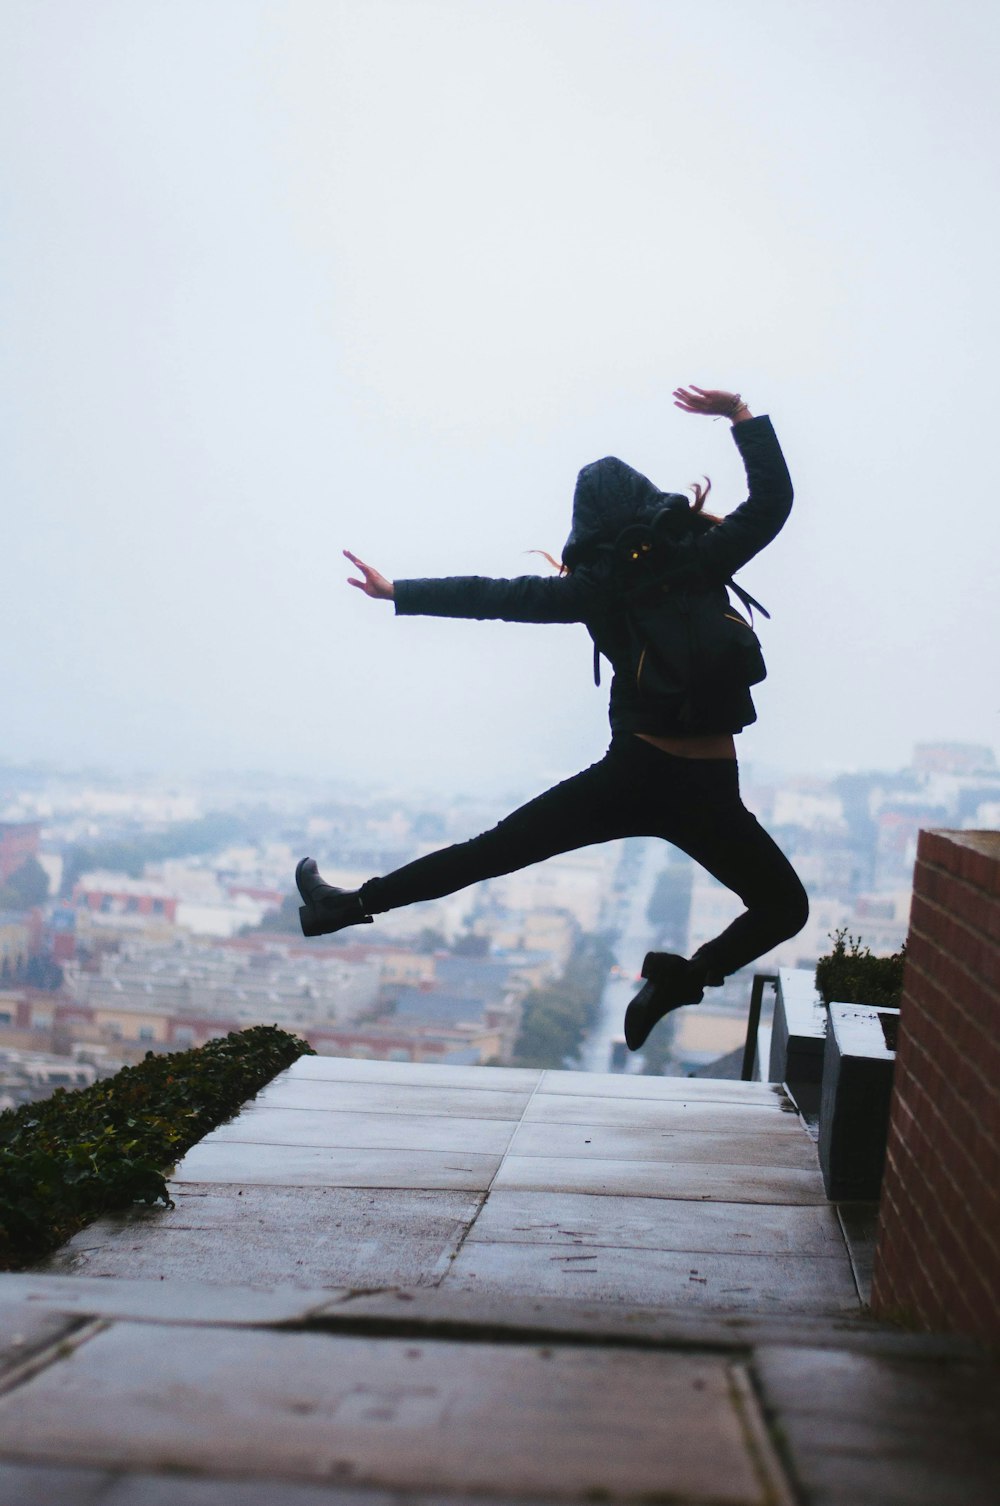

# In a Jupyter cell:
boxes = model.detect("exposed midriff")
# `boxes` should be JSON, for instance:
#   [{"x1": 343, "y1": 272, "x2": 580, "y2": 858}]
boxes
[{"x1": 634, "y1": 731, "x2": 737, "y2": 760}]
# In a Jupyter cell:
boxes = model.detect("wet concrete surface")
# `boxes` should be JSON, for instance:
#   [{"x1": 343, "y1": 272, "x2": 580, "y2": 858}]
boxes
[
  {"x1": 492, "y1": 1151, "x2": 827, "y2": 1203},
  {"x1": 507, "y1": 1117, "x2": 821, "y2": 1168},
  {"x1": 754, "y1": 1345, "x2": 1000, "y2": 1504},
  {"x1": 173, "y1": 1139, "x2": 505, "y2": 1190},
  {"x1": 5, "y1": 1055, "x2": 998, "y2": 1504},
  {"x1": 256, "y1": 1074, "x2": 534, "y2": 1120},
  {"x1": 446, "y1": 1238, "x2": 859, "y2": 1313},
  {"x1": 0, "y1": 1300, "x2": 83, "y2": 1383},
  {"x1": 208, "y1": 1104, "x2": 519, "y2": 1154},
  {"x1": 42, "y1": 1186, "x2": 480, "y2": 1289},
  {"x1": 466, "y1": 1187, "x2": 847, "y2": 1255},
  {"x1": 0, "y1": 1324, "x2": 769, "y2": 1500},
  {"x1": 0, "y1": 1272, "x2": 340, "y2": 1326},
  {"x1": 524, "y1": 1088, "x2": 802, "y2": 1130},
  {"x1": 540, "y1": 1067, "x2": 783, "y2": 1104},
  {"x1": 284, "y1": 1057, "x2": 540, "y2": 1092}
]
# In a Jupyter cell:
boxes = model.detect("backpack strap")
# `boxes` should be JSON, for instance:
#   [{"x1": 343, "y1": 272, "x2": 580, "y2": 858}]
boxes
[
  {"x1": 593, "y1": 641, "x2": 602, "y2": 687},
  {"x1": 728, "y1": 580, "x2": 770, "y2": 623}
]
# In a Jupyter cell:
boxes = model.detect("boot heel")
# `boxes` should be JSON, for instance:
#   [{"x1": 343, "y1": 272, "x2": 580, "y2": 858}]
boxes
[
  {"x1": 299, "y1": 903, "x2": 373, "y2": 938},
  {"x1": 299, "y1": 904, "x2": 322, "y2": 937},
  {"x1": 642, "y1": 951, "x2": 670, "y2": 981}
]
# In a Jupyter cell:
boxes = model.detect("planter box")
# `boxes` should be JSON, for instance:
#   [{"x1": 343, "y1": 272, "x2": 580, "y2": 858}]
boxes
[
  {"x1": 768, "y1": 967, "x2": 827, "y2": 1089},
  {"x1": 818, "y1": 1003, "x2": 899, "y2": 1201}
]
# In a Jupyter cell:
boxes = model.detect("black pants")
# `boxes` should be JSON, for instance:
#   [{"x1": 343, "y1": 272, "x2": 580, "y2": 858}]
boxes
[{"x1": 360, "y1": 735, "x2": 808, "y2": 980}]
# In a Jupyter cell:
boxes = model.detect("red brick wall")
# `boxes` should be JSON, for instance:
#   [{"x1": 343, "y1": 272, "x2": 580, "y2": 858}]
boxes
[{"x1": 871, "y1": 829, "x2": 1000, "y2": 1344}]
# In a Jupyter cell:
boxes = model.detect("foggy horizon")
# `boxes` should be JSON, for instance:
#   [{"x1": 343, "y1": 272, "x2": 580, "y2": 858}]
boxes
[{"x1": 4, "y1": 1, "x2": 999, "y2": 799}]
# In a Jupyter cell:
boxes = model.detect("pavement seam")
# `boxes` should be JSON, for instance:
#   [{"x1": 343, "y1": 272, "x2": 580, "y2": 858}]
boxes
[
  {"x1": 427, "y1": 1192, "x2": 490, "y2": 1286},
  {"x1": 277, "y1": 1310, "x2": 762, "y2": 1354},
  {"x1": 741, "y1": 1357, "x2": 812, "y2": 1506},
  {"x1": 0, "y1": 1317, "x2": 106, "y2": 1399},
  {"x1": 835, "y1": 1204, "x2": 872, "y2": 1312},
  {"x1": 436, "y1": 1068, "x2": 552, "y2": 1288},
  {"x1": 728, "y1": 1360, "x2": 799, "y2": 1506}
]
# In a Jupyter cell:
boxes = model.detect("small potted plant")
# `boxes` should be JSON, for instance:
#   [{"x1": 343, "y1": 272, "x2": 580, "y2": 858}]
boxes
[{"x1": 815, "y1": 931, "x2": 906, "y2": 1200}]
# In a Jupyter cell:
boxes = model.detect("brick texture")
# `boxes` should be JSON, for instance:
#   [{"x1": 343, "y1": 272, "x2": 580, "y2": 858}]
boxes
[{"x1": 871, "y1": 830, "x2": 1000, "y2": 1344}]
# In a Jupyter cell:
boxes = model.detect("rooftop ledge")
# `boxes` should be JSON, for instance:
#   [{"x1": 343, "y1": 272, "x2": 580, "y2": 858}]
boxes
[{"x1": 2, "y1": 1051, "x2": 999, "y2": 1502}]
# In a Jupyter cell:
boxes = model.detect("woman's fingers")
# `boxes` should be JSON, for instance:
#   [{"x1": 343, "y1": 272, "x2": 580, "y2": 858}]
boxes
[
  {"x1": 344, "y1": 549, "x2": 392, "y2": 599},
  {"x1": 673, "y1": 384, "x2": 739, "y2": 416}
]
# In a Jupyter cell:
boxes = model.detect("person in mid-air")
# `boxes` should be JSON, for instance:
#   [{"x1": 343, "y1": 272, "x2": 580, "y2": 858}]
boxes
[{"x1": 296, "y1": 385, "x2": 808, "y2": 1050}]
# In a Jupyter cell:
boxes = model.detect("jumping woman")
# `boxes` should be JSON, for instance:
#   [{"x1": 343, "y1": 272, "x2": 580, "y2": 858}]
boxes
[{"x1": 296, "y1": 385, "x2": 808, "y2": 1051}]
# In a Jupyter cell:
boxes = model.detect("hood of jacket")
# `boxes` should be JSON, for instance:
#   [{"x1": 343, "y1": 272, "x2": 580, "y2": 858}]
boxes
[{"x1": 562, "y1": 456, "x2": 690, "y2": 569}]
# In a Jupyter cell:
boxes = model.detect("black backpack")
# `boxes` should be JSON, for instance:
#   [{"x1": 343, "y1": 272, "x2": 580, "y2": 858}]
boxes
[{"x1": 593, "y1": 505, "x2": 770, "y2": 728}]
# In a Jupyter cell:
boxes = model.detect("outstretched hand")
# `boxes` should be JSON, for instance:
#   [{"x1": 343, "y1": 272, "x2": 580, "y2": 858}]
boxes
[
  {"x1": 344, "y1": 550, "x2": 394, "y2": 600},
  {"x1": 673, "y1": 385, "x2": 751, "y2": 420}
]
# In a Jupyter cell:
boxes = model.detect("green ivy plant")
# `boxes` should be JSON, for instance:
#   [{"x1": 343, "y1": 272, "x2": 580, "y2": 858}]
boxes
[{"x1": 0, "y1": 1024, "x2": 313, "y2": 1270}]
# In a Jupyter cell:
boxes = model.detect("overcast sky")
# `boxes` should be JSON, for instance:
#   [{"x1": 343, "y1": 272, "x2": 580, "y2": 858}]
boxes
[{"x1": 3, "y1": 0, "x2": 998, "y2": 797}]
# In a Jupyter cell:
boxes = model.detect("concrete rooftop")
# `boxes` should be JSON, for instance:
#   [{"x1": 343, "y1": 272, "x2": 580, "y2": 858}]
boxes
[{"x1": 1, "y1": 1056, "x2": 998, "y2": 1504}]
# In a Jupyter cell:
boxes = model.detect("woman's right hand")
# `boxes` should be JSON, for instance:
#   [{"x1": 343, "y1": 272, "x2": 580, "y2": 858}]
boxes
[{"x1": 344, "y1": 549, "x2": 394, "y2": 600}]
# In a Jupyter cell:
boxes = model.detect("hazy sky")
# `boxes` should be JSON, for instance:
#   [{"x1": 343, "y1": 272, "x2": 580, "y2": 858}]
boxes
[{"x1": 3, "y1": 1, "x2": 998, "y2": 796}]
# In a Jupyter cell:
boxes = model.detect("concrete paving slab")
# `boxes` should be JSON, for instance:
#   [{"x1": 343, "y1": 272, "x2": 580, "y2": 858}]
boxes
[
  {"x1": 0, "y1": 1463, "x2": 116, "y2": 1505},
  {"x1": 754, "y1": 1344, "x2": 1000, "y2": 1430},
  {"x1": 207, "y1": 1106, "x2": 517, "y2": 1155},
  {"x1": 0, "y1": 1467, "x2": 554, "y2": 1506},
  {"x1": 172, "y1": 1140, "x2": 502, "y2": 1191},
  {"x1": 101, "y1": 1477, "x2": 553, "y2": 1506},
  {"x1": 527, "y1": 1089, "x2": 802, "y2": 1132},
  {"x1": 39, "y1": 1187, "x2": 480, "y2": 1290},
  {"x1": 494, "y1": 1153, "x2": 828, "y2": 1204},
  {"x1": 287, "y1": 1056, "x2": 541, "y2": 1091},
  {"x1": 444, "y1": 1239, "x2": 858, "y2": 1314},
  {"x1": 0, "y1": 1300, "x2": 82, "y2": 1383},
  {"x1": 541, "y1": 1069, "x2": 786, "y2": 1105},
  {"x1": 0, "y1": 1274, "x2": 337, "y2": 1326},
  {"x1": 255, "y1": 1076, "x2": 533, "y2": 1120},
  {"x1": 753, "y1": 1345, "x2": 1000, "y2": 1506},
  {"x1": 0, "y1": 1324, "x2": 771, "y2": 1502},
  {"x1": 507, "y1": 1119, "x2": 821, "y2": 1170},
  {"x1": 467, "y1": 1189, "x2": 848, "y2": 1255},
  {"x1": 787, "y1": 1449, "x2": 999, "y2": 1506}
]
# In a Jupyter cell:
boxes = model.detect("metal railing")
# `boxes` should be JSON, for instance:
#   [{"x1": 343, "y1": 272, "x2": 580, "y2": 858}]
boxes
[{"x1": 741, "y1": 972, "x2": 778, "y2": 1081}]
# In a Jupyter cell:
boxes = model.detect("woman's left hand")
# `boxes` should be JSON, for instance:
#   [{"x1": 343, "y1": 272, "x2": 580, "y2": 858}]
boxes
[
  {"x1": 344, "y1": 550, "x2": 394, "y2": 600},
  {"x1": 673, "y1": 385, "x2": 751, "y2": 421}
]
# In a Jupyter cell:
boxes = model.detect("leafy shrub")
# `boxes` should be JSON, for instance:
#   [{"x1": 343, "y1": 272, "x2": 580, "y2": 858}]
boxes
[
  {"x1": 0, "y1": 1025, "x2": 313, "y2": 1270},
  {"x1": 815, "y1": 929, "x2": 906, "y2": 1010}
]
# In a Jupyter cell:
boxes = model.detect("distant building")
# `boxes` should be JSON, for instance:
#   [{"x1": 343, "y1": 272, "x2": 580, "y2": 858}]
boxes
[
  {"x1": 73, "y1": 871, "x2": 179, "y2": 924},
  {"x1": 0, "y1": 915, "x2": 33, "y2": 976},
  {"x1": 912, "y1": 743, "x2": 997, "y2": 776},
  {"x1": 0, "y1": 821, "x2": 41, "y2": 884},
  {"x1": 0, "y1": 1045, "x2": 98, "y2": 1111}
]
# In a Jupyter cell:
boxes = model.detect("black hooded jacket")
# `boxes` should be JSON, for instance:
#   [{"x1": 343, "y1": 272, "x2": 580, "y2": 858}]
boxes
[{"x1": 393, "y1": 415, "x2": 793, "y2": 737}]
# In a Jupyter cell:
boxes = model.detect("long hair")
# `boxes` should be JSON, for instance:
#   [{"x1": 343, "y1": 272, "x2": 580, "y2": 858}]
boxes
[{"x1": 689, "y1": 476, "x2": 721, "y2": 523}]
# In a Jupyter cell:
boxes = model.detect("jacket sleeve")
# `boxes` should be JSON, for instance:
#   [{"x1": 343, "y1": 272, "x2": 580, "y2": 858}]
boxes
[
  {"x1": 393, "y1": 570, "x2": 597, "y2": 624},
  {"x1": 692, "y1": 415, "x2": 794, "y2": 581}
]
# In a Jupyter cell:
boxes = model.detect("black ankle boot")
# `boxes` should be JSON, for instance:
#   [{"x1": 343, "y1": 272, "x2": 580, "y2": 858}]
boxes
[
  {"x1": 623, "y1": 952, "x2": 705, "y2": 1052},
  {"x1": 295, "y1": 857, "x2": 374, "y2": 938}
]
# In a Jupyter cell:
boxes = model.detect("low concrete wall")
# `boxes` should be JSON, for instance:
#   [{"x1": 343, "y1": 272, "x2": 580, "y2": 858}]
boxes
[{"x1": 871, "y1": 829, "x2": 1000, "y2": 1344}]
